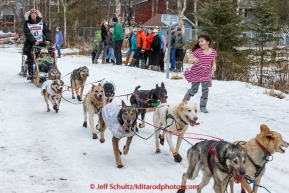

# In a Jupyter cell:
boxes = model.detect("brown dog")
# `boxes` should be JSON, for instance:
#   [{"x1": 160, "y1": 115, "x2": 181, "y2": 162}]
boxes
[
  {"x1": 83, "y1": 84, "x2": 106, "y2": 140},
  {"x1": 229, "y1": 124, "x2": 288, "y2": 193},
  {"x1": 41, "y1": 79, "x2": 64, "y2": 113},
  {"x1": 98, "y1": 100, "x2": 137, "y2": 168},
  {"x1": 70, "y1": 66, "x2": 89, "y2": 101}
]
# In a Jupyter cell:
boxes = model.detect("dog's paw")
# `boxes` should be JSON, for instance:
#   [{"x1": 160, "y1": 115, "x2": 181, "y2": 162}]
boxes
[
  {"x1": 155, "y1": 148, "x2": 161, "y2": 154},
  {"x1": 55, "y1": 109, "x2": 59, "y2": 113},
  {"x1": 176, "y1": 189, "x2": 186, "y2": 193},
  {"x1": 77, "y1": 96, "x2": 82, "y2": 101},
  {"x1": 53, "y1": 104, "x2": 57, "y2": 110},
  {"x1": 47, "y1": 108, "x2": 50, "y2": 112},
  {"x1": 135, "y1": 127, "x2": 139, "y2": 132},
  {"x1": 92, "y1": 133, "x2": 98, "y2": 139},
  {"x1": 100, "y1": 138, "x2": 105, "y2": 143},
  {"x1": 138, "y1": 123, "x2": 145, "y2": 128},
  {"x1": 119, "y1": 150, "x2": 122, "y2": 155},
  {"x1": 173, "y1": 153, "x2": 182, "y2": 163},
  {"x1": 83, "y1": 121, "x2": 87, "y2": 128},
  {"x1": 117, "y1": 164, "x2": 124, "y2": 168},
  {"x1": 159, "y1": 134, "x2": 165, "y2": 145}
]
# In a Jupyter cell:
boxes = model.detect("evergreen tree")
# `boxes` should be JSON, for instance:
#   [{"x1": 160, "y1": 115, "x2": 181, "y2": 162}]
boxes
[
  {"x1": 197, "y1": 0, "x2": 248, "y2": 80},
  {"x1": 248, "y1": 0, "x2": 282, "y2": 86}
]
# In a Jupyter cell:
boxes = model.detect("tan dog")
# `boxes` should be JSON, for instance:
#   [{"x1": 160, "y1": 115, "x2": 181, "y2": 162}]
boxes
[
  {"x1": 41, "y1": 79, "x2": 64, "y2": 113},
  {"x1": 229, "y1": 124, "x2": 289, "y2": 193},
  {"x1": 48, "y1": 68, "x2": 61, "y2": 80},
  {"x1": 83, "y1": 84, "x2": 106, "y2": 140},
  {"x1": 70, "y1": 66, "x2": 89, "y2": 101},
  {"x1": 98, "y1": 101, "x2": 137, "y2": 168},
  {"x1": 153, "y1": 98, "x2": 199, "y2": 163}
]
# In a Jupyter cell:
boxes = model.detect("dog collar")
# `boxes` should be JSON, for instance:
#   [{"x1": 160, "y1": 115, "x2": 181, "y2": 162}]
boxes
[{"x1": 255, "y1": 140, "x2": 271, "y2": 157}]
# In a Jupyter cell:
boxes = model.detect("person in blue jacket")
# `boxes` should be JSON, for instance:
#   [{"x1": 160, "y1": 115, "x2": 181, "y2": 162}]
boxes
[{"x1": 54, "y1": 26, "x2": 63, "y2": 58}]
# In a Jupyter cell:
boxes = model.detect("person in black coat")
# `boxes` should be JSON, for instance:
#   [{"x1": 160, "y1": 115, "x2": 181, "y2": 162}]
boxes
[
  {"x1": 22, "y1": 8, "x2": 51, "y2": 77},
  {"x1": 149, "y1": 29, "x2": 161, "y2": 71},
  {"x1": 95, "y1": 21, "x2": 108, "y2": 64}
]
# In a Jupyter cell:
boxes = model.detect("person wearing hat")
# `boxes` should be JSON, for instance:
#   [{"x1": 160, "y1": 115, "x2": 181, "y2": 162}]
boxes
[
  {"x1": 148, "y1": 29, "x2": 161, "y2": 71},
  {"x1": 155, "y1": 27, "x2": 167, "y2": 72},
  {"x1": 112, "y1": 17, "x2": 123, "y2": 65},
  {"x1": 54, "y1": 27, "x2": 63, "y2": 58},
  {"x1": 95, "y1": 21, "x2": 109, "y2": 64},
  {"x1": 175, "y1": 26, "x2": 186, "y2": 72},
  {"x1": 106, "y1": 28, "x2": 116, "y2": 64},
  {"x1": 169, "y1": 26, "x2": 177, "y2": 71},
  {"x1": 129, "y1": 22, "x2": 147, "y2": 68},
  {"x1": 38, "y1": 48, "x2": 55, "y2": 72},
  {"x1": 21, "y1": 8, "x2": 51, "y2": 78},
  {"x1": 123, "y1": 26, "x2": 134, "y2": 65}
]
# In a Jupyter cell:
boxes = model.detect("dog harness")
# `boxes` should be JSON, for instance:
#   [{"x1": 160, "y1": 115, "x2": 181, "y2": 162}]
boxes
[
  {"x1": 42, "y1": 80, "x2": 58, "y2": 97},
  {"x1": 166, "y1": 113, "x2": 188, "y2": 130},
  {"x1": 247, "y1": 140, "x2": 271, "y2": 178},
  {"x1": 207, "y1": 142, "x2": 229, "y2": 175}
]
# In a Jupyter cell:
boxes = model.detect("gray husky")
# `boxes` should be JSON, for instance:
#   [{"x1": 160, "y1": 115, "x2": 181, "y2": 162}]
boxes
[{"x1": 177, "y1": 140, "x2": 246, "y2": 193}]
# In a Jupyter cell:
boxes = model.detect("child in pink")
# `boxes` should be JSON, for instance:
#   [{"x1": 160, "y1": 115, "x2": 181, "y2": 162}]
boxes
[{"x1": 184, "y1": 34, "x2": 217, "y2": 113}]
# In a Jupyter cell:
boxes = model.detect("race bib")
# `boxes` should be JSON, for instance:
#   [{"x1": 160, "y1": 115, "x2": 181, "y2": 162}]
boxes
[{"x1": 28, "y1": 21, "x2": 44, "y2": 41}]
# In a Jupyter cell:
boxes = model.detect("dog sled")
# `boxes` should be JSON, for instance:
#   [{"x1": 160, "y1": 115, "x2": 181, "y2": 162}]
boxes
[{"x1": 21, "y1": 42, "x2": 60, "y2": 87}]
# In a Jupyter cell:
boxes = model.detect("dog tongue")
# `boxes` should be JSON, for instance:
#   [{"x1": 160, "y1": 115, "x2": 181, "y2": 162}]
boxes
[{"x1": 233, "y1": 171, "x2": 244, "y2": 184}]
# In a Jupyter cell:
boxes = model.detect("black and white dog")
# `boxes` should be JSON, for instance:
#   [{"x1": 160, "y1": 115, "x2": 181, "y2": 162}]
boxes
[
  {"x1": 99, "y1": 78, "x2": 116, "y2": 103},
  {"x1": 130, "y1": 82, "x2": 168, "y2": 131}
]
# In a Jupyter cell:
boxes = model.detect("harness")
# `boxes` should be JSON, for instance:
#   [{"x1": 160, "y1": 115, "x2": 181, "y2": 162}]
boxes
[
  {"x1": 247, "y1": 140, "x2": 272, "y2": 178},
  {"x1": 166, "y1": 113, "x2": 188, "y2": 130},
  {"x1": 73, "y1": 69, "x2": 85, "y2": 81},
  {"x1": 207, "y1": 142, "x2": 229, "y2": 175},
  {"x1": 135, "y1": 89, "x2": 160, "y2": 108}
]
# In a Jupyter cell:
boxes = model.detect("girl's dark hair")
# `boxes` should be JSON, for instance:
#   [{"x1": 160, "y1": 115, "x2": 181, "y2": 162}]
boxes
[{"x1": 192, "y1": 33, "x2": 212, "y2": 52}]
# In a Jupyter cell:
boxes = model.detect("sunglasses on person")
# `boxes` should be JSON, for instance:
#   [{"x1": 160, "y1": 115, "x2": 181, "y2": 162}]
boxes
[{"x1": 42, "y1": 52, "x2": 48, "y2": 55}]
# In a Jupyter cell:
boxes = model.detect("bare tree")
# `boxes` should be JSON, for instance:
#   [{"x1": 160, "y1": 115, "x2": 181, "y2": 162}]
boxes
[
  {"x1": 116, "y1": 0, "x2": 121, "y2": 22},
  {"x1": 152, "y1": 0, "x2": 155, "y2": 17},
  {"x1": 61, "y1": 0, "x2": 67, "y2": 45},
  {"x1": 156, "y1": 0, "x2": 158, "y2": 15},
  {"x1": 177, "y1": 0, "x2": 187, "y2": 31},
  {"x1": 166, "y1": 0, "x2": 169, "y2": 13},
  {"x1": 194, "y1": 0, "x2": 198, "y2": 40}
]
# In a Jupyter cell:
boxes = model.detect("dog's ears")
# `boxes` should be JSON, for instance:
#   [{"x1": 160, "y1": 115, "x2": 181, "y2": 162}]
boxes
[
  {"x1": 182, "y1": 98, "x2": 187, "y2": 104},
  {"x1": 98, "y1": 83, "x2": 102, "y2": 87},
  {"x1": 161, "y1": 82, "x2": 165, "y2": 88},
  {"x1": 121, "y1": 100, "x2": 127, "y2": 108},
  {"x1": 156, "y1": 84, "x2": 159, "y2": 88},
  {"x1": 260, "y1": 124, "x2": 273, "y2": 137},
  {"x1": 60, "y1": 80, "x2": 64, "y2": 85}
]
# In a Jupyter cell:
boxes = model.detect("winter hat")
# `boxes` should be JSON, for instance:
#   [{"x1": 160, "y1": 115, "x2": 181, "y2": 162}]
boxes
[
  {"x1": 153, "y1": 29, "x2": 158, "y2": 33},
  {"x1": 40, "y1": 48, "x2": 48, "y2": 54},
  {"x1": 133, "y1": 28, "x2": 137, "y2": 32},
  {"x1": 112, "y1": 17, "x2": 118, "y2": 22},
  {"x1": 30, "y1": 8, "x2": 37, "y2": 15},
  {"x1": 177, "y1": 26, "x2": 182, "y2": 31},
  {"x1": 129, "y1": 26, "x2": 133, "y2": 29}
]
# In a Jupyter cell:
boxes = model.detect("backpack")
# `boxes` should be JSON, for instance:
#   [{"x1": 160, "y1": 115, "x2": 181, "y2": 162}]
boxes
[{"x1": 95, "y1": 30, "x2": 102, "y2": 42}]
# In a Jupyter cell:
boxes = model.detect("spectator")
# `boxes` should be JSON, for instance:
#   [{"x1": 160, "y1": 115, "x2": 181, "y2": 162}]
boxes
[
  {"x1": 175, "y1": 27, "x2": 186, "y2": 72},
  {"x1": 184, "y1": 33, "x2": 217, "y2": 113},
  {"x1": 129, "y1": 22, "x2": 146, "y2": 68},
  {"x1": 149, "y1": 29, "x2": 161, "y2": 71},
  {"x1": 123, "y1": 26, "x2": 133, "y2": 65},
  {"x1": 112, "y1": 17, "x2": 123, "y2": 65},
  {"x1": 144, "y1": 28, "x2": 153, "y2": 69},
  {"x1": 54, "y1": 26, "x2": 63, "y2": 58},
  {"x1": 155, "y1": 26, "x2": 166, "y2": 72},
  {"x1": 92, "y1": 40, "x2": 98, "y2": 64},
  {"x1": 169, "y1": 27, "x2": 177, "y2": 71},
  {"x1": 95, "y1": 21, "x2": 108, "y2": 64},
  {"x1": 106, "y1": 28, "x2": 116, "y2": 64}
]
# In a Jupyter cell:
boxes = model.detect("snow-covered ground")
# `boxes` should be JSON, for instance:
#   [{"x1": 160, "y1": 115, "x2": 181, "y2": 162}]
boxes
[{"x1": 0, "y1": 45, "x2": 289, "y2": 193}]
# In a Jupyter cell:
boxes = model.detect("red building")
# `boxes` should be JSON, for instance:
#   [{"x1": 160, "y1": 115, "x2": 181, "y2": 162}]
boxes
[{"x1": 134, "y1": 0, "x2": 167, "y2": 25}]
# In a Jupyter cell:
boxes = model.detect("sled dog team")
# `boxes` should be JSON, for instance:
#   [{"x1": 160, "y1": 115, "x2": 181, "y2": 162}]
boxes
[{"x1": 40, "y1": 66, "x2": 288, "y2": 193}]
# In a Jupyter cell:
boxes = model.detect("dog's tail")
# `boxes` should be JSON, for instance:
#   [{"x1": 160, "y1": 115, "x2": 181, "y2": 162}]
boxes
[
  {"x1": 134, "y1": 86, "x2": 141, "y2": 92},
  {"x1": 186, "y1": 144, "x2": 201, "y2": 180}
]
